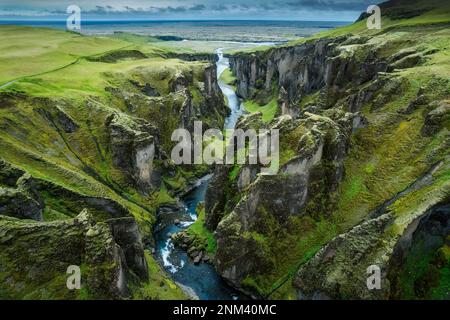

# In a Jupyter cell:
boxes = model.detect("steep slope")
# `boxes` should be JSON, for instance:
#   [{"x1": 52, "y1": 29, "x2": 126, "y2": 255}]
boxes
[
  {"x1": 0, "y1": 26, "x2": 228, "y2": 299},
  {"x1": 206, "y1": 0, "x2": 450, "y2": 299}
]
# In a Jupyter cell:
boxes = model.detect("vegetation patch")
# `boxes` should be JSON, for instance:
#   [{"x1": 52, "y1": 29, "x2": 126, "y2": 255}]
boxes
[{"x1": 244, "y1": 99, "x2": 278, "y2": 123}]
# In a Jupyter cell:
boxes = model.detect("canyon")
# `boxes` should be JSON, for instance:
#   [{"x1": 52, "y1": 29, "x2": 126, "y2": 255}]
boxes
[{"x1": 0, "y1": 0, "x2": 449, "y2": 300}]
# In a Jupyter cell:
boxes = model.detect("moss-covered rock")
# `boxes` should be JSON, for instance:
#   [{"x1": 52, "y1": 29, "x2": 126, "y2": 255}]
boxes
[{"x1": 211, "y1": 0, "x2": 450, "y2": 298}]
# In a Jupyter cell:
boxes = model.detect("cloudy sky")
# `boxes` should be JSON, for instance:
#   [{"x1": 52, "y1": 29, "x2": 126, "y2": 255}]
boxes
[{"x1": 0, "y1": 0, "x2": 378, "y2": 21}]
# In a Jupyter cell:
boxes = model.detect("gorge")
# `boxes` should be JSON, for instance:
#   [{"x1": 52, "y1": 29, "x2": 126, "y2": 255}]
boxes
[
  {"x1": 154, "y1": 49, "x2": 247, "y2": 300},
  {"x1": 0, "y1": 0, "x2": 448, "y2": 301}
]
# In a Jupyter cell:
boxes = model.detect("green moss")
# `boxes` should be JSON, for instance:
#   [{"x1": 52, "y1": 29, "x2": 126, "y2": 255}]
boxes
[
  {"x1": 342, "y1": 175, "x2": 366, "y2": 204},
  {"x1": 42, "y1": 208, "x2": 71, "y2": 221},
  {"x1": 431, "y1": 265, "x2": 450, "y2": 299},
  {"x1": 156, "y1": 182, "x2": 176, "y2": 206},
  {"x1": 244, "y1": 99, "x2": 278, "y2": 123},
  {"x1": 364, "y1": 163, "x2": 376, "y2": 175},
  {"x1": 228, "y1": 165, "x2": 241, "y2": 182},
  {"x1": 132, "y1": 251, "x2": 187, "y2": 300},
  {"x1": 242, "y1": 276, "x2": 265, "y2": 295},
  {"x1": 393, "y1": 236, "x2": 450, "y2": 300},
  {"x1": 187, "y1": 206, "x2": 217, "y2": 255},
  {"x1": 1, "y1": 1, "x2": 450, "y2": 300},
  {"x1": 219, "y1": 68, "x2": 236, "y2": 87}
]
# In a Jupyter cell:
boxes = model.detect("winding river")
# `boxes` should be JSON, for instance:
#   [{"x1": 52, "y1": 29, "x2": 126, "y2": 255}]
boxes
[{"x1": 154, "y1": 49, "x2": 244, "y2": 300}]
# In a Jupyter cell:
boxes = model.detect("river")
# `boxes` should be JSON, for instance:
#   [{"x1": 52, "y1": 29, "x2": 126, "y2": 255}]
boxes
[{"x1": 154, "y1": 49, "x2": 245, "y2": 300}]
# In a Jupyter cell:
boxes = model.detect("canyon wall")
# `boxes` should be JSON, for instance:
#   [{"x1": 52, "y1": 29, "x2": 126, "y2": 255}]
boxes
[{"x1": 208, "y1": 20, "x2": 450, "y2": 299}]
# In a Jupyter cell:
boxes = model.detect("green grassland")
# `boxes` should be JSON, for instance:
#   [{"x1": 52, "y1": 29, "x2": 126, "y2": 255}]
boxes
[
  {"x1": 219, "y1": 67, "x2": 236, "y2": 87},
  {"x1": 0, "y1": 25, "x2": 225, "y2": 299},
  {"x1": 0, "y1": 26, "x2": 128, "y2": 85},
  {"x1": 151, "y1": 40, "x2": 253, "y2": 54},
  {"x1": 187, "y1": 205, "x2": 217, "y2": 255},
  {"x1": 243, "y1": 99, "x2": 278, "y2": 123}
]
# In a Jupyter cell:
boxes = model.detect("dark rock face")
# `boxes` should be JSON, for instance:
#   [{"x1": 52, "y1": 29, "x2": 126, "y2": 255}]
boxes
[
  {"x1": 235, "y1": 112, "x2": 265, "y2": 131},
  {"x1": 54, "y1": 106, "x2": 79, "y2": 133},
  {"x1": 422, "y1": 101, "x2": 450, "y2": 136},
  {"x1": 229, "y1": 36, "x2": 387, "y2": 116},
  {"x1": 155, "y1": 202, "x2": 187, "y2": 232},
  {"x1": 293, "y1": 213, "x2": 393, "y2": 300},
  {"x1": 388, "y1": 51, "x2": 424, "y2": 71},
  {"x1": 106, "y1": 113, "x2": 161, "y2": 193},
  {"x1": 35, "y1": 99, "x2": 80, "y2": 133},
  {"x1": 108, "y1": 217, "x2": 148, "y2": 281},
  {"x1": 213, "y1": 113, "x2": 353, "y2": 290},
  {"x1": 0, "y1": 187, "x2": 43, "y2": 221},
  {"x1": 292, "y1": 198, "x2": 450, "y2": 300},
  {"x1": 0, "y1": 173, "x2": 44, "y2": 221},
  {"x1": 0, "y1": 160, "x2": 24, "y2": 187},
  {"x1": 205, "y1": 165, "x2": 232, "y2": 231},
  {"x1": 0, "y1": 209, "x2": 147, "y2": 299},
  {"x1": 237, "y1": 165, "x2": 260, "y2": 193},
  {"x1": 388, "y1": 203, "x2": 450, "y2": 299}
]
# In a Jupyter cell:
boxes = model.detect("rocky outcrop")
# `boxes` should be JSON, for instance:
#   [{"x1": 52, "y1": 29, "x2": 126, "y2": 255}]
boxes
[
  {"x1": 108, "y1": 217, "x2": 148, "y2": 281},
  {"x1": 237, "y1": 165, "x2": 260, "y2": 193},
  {"x1": 197, "y1": 64, "x2": 230, "y2": 129},
  {"x1": 0, "y1": 172, "x2": 44, "y2": 221},
  {"x1": 106, "y1": 113, "x2": 161, "y2": 193},
  {"x1": 0, "y1": 186, "x2": 43, "y2": 221},
  {"x1": 0, "y1": 209, "x2": 148, "y2": 299},
  {"x1": 0, "y1": 31, "x2": 235, "y2": 300},
  {"x1": 229, "y1": 36, "x2": 388, "y2": 116},
  {"x1": 171, "y1": 231, "x2": 212, "y2": 265},
  {"x1": 205, "y1": 165, "x2": 233, "y2": 231},
  {"x1": 213, "y1": 112, "x2": 353, "y2": 290},
  {"x1": 170, "y1": 63, "x2": 229, "y2": 133},
  {"x1": 130, "y1": 80, "x2": 160, "y2": 97},
  {"x1": 103, "y1": 58, "x2": 228, "y2": 180},
  {"x1": 0, "y1": 158, "x2": 149, "y2": 299},
  {"x1": 388, "y1": 203, "x2": 450, "y2": 299},
  {"x1": 293, "y1": 213, "x2": 394, "y2": 299},
  {"x1": 210, "y1": 9, "x2": 450, "y2": 297},
  {"x1": 166, "y1": 52, "x2": 216, "y2": 63},
  {"x1": 293, "y1": 198, "x2": 450, "y2": 300},
  {"x1": 422, "y1": 101, "x2": 450, "y2": 136}
]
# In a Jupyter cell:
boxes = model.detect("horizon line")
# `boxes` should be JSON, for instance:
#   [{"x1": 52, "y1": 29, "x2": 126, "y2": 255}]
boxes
[{"x1": 0, "y1": 18, "x2": 353, "y2": 23}]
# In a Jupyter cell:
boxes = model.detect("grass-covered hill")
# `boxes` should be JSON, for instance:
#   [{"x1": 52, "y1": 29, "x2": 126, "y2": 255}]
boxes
[{"x1": 0, "y1": 26, "x2": 228, "y2": 299}]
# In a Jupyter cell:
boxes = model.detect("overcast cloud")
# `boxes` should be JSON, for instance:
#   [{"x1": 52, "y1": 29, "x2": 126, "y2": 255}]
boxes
[{"x1": 0, "y1": 0, "x2": 378, "y2": 21}]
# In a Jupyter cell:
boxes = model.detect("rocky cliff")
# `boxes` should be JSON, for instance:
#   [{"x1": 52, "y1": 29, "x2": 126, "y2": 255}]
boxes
[
  {"x1": 207, "y1": 0, "x2": 450, "y2": 299},
  {"x1": 0, "y1": 29, "x2": 227, "y2": 299}
]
